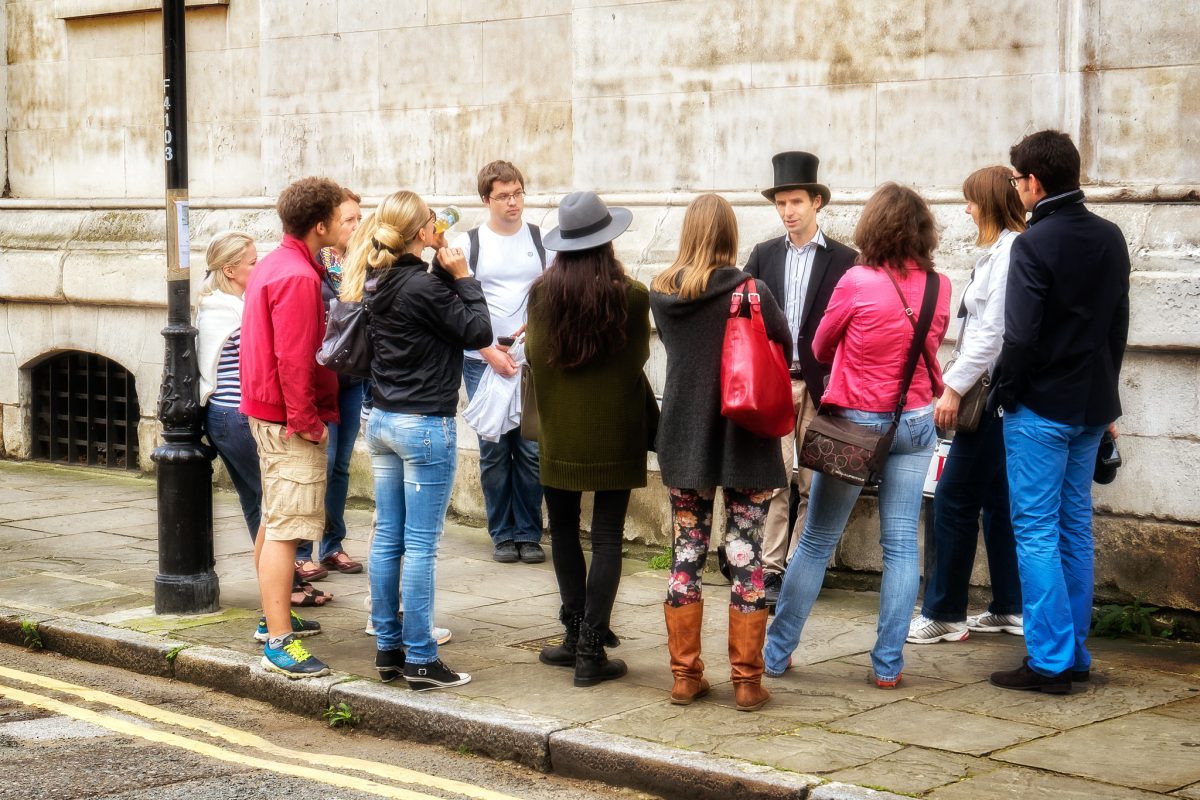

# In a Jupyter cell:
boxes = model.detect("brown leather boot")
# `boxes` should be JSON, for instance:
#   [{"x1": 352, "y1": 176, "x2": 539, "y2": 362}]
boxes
[
  {"x1": 664, "y1": 601, "x2": 709, "y2": 704},
  {"x1": 728, "y1": 606, "x2": 770, "y2": 712}
]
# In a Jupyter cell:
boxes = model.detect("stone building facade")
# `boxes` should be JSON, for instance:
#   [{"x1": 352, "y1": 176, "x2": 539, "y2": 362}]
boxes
[{"x1": 1, "y1": 1, "x2": 1197, "y2": 609}]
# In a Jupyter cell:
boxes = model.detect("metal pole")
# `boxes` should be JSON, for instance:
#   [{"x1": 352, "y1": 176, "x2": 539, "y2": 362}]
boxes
[{"x1": 153, "y1": 0, "x2": 219, "y2": 614}]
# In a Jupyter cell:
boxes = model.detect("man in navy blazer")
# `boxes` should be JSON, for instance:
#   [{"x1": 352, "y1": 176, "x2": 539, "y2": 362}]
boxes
[
  {"x1": 988, "y1": 130, "x2": 1130, "y2": 694},
  {"x1": 744, "y1": 152, "x2": 857, "y2": 606}
]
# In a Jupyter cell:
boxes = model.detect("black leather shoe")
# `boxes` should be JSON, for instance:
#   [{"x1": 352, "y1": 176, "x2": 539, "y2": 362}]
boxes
[
  {"x1": 1071, "y1": 669, "x2": 1090, "y2": 682},
  {"x1": 492, "y1": 541, "x2": 519, "y2": 563},
  {"x1": 989, "y1": 661, "x2": 1071, "y2": 694},
  {"x1": 763, "y1": 572, "x2": 783, "y2": 608},
  {"x1": 517, "y1": 542, "x2": 546, "y2": 564}
]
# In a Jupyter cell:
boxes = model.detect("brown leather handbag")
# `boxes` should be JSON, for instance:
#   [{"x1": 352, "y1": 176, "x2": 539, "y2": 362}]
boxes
[
  {"x1": 942, "y1": 317, "x2": 989, "y2": 433},
  {"x1": 799, "y1": 271, "x2": 938, "y2": 487}
]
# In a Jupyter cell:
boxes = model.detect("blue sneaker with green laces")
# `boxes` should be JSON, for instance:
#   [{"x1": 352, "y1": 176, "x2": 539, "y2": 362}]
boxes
[
  {"x1": 261, "y1": 634, "x2": 330, "y2": 679},
  {"x1": 254, "y1": 612, "x2": 321, "y2": 643}
]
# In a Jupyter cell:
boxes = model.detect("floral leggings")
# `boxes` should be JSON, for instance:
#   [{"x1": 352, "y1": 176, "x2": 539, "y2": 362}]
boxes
[{"x1": 667, "y1": 487, "x2": 773, "y2": 612}]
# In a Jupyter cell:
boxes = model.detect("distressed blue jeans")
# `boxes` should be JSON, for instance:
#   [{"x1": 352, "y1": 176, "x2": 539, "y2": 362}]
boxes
[
  {"x1": 366, "y1": 410, "x2": 456, "y2": 665},
  {"x1": 765, "y1": 405, "x2": 936, "y2": 682},
  {"x1": 1004, "y1": 404, "x2": 1105, "y2": 677}
]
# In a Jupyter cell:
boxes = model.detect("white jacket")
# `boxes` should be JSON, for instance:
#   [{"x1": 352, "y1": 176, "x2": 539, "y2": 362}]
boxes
[
  {"x1": 944, "y1": 229, "x2": 1018, "y2": 396},
  {"x1": 195, "y1": 289, "x2": 243, "y2": 405}
]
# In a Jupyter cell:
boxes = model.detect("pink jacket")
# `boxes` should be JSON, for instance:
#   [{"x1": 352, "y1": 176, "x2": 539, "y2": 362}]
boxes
[
  {"x1": 814, "y1": 263, "x2": 951, "y2": 413},
  {"x1": 239, "y1": 235, "x2": 339, "y2": 438}
]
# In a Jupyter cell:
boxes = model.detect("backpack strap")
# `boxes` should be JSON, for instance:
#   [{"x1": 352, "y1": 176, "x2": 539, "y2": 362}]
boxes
[
  {"x1": 468, "y1": 227, "x2": 480, "y2": 274},
  {"x1": 528, "y1": 223, "x2": 547, "y2": 269}
]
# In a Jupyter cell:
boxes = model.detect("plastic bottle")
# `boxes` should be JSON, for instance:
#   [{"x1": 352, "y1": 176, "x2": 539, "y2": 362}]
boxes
[{"x1": 434, "y1": 206, "x2": 461, "y2": 234}]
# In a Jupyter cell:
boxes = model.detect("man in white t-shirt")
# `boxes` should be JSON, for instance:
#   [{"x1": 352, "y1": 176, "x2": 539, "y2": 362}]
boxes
[{"x1": 454, "y1": 161, "x2": 552, "y2": 565}]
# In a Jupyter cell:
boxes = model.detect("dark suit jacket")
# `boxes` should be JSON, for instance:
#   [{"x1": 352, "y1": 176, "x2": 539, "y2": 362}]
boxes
[
  {"x1": 744, "y1": 231, "x2": 857, "y2": 402},
  {"x1": 990, "y1": 190, "x2": 1129, "y2": 426}
]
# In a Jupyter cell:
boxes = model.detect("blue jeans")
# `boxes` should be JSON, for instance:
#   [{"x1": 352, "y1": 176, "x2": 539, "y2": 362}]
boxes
[
  {"x1": 462, "y1": 358, "x2": 543, "y2": 545},
  {"x1": 1004, "y1": 404, "x2": 1105, "y2": 677},
  {"x1": 205, "y1": 404, "x2": 261, "y2": 540},
  {"x1": 366, "y1": 410, "x2": 456, "y2": 665},
  {"x1": 297, "y1": 380, "x2": 364, "y2": 562},
  {"x1": 922, "y1": 411, "x2": 1021, "y2": 621},
  {"x1": 765, "y1": 405, "x2": 936, "y2": 682}
]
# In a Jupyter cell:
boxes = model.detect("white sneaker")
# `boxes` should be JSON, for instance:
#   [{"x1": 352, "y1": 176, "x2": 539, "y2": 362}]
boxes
[
  {"x1": 906, "y1": 615, "x2": 969, "y2": 644},
  {"x1": 966, "y1": 612, "x2": 1023, "y2": 635},
  {"x1": 365, "y1": 616, "x2": 452, "y2": 645}
]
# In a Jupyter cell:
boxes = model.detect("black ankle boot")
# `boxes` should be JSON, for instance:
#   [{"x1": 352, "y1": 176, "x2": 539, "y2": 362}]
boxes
[
  {"x1": 574, "y1": 624, "x2": 627, "y2": 687},
  {"x1": 540, "y1": 609, "x2": 582, "y2": 667}
]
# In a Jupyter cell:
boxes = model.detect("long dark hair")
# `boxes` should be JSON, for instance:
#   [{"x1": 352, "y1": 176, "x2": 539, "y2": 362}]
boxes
[{"x1": 529, "y1": 242, "x2": 628, "y2": 369}]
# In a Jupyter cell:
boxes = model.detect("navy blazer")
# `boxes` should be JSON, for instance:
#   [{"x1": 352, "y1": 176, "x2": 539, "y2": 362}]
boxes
[
  {"x1": 744, "y1": 232, "x2": 857, "y2": 403},
  {"x1": 990, "y1": 191, "x2": 1130, "y2": 426}
]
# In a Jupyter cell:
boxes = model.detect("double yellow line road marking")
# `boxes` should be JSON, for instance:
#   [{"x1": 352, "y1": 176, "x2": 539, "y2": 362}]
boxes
[{"x1": 0, "y1": 665, "x2": 522, "y2": 800}]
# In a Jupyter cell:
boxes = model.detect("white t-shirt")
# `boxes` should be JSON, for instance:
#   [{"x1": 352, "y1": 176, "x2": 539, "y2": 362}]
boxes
[{"x1": 452, "y1": 222, "x2": 551, "y2": 360}]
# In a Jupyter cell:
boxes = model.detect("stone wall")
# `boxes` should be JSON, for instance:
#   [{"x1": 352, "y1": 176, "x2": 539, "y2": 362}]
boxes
[{"x1": 1, "y1": 0, "x2": 1198, "y2": 609}]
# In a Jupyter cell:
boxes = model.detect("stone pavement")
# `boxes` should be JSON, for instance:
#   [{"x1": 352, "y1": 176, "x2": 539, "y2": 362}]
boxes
[{"x1": 0, "y1": 459, "x2": 1198, "y2": 800}]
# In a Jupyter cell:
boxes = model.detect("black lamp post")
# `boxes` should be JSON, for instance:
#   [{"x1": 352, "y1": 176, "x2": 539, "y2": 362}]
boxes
[{"x1": 152, "y1": 0, "x2": 219, "y2": 614}]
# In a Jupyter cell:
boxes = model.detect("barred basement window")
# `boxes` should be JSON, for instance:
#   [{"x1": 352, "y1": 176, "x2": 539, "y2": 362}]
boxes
[{"x1": 30, "y1": 352, "x2": 140, "y2": 470}]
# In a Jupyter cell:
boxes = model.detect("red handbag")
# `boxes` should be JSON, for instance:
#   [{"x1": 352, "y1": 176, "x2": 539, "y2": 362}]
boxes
[{"x1": 720, "y1": 280, "x2": 794, "y2": 438}]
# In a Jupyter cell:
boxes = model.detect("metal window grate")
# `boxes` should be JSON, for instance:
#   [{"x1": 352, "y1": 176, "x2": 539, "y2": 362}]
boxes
[{"x1": 30, "y1": 352, "x2": 140, "y2": 470}]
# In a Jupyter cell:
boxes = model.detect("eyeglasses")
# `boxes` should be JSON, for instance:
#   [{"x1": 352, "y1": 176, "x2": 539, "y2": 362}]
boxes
[
  {"x1": 1008, "y1": 174, "x2": 1029, "y2": 188},
  {"x1": 426, "y1": 209, "x2": 437, "y2": 226},
  {"x1": 489, "y1": 190, "x2": 525, "y2": 204}
]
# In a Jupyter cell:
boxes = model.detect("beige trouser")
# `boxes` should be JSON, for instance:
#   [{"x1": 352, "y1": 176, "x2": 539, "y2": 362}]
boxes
[{"x1": 761, "y1": 378, "x2": 819, "y2": 575}]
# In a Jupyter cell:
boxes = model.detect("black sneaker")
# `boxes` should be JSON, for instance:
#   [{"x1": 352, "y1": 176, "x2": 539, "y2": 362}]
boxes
[
  {"x1": 493, "y1": 541, "x2": 519, "y2": 563},
  {"x1": 376, "y1": 648, "x2": 406, "y2": 683},
  {"x1": 517, "y1": 542, "x2": 546, "y2": 564},
  {"x1": 404, "y1": 659, "x2": 471, "y2": 691},
  {"x1": 763, "y1": 572, "x2": 783, "y2": 608}
]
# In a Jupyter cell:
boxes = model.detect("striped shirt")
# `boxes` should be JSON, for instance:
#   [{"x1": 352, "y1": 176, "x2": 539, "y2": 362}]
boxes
[
  {"x1": 783, "y1": 228, "x2": 826, "y2": 367},
  {"x1": 208, "y1": 330, "x2": 242, "y2": 408}
]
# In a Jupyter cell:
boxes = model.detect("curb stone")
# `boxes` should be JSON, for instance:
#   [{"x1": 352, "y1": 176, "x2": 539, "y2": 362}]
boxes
[
  {"x1": 549, "y1": 727, "x2": 821, "y2": 800},
  {"x1": 0, "y1": 609, "x2": 904, "y2": 800},
  {"x1": 331, "y1": 679, "x2": 566, "y2": 772}
]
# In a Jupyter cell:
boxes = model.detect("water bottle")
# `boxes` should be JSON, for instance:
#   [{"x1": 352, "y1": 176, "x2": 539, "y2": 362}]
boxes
[{"x1": 434, "y1": 206, "x2": 460, "y2": 235}]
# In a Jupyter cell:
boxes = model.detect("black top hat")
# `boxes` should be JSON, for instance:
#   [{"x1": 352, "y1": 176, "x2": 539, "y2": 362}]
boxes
[{"x1": 762, "y1": 151, "x2": 831, "y2": 207}]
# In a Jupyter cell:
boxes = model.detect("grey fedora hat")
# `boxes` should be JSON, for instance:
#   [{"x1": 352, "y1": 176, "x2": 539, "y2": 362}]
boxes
[{"x1": 542, "y1": 191, "x2": 633, "y2": 252}]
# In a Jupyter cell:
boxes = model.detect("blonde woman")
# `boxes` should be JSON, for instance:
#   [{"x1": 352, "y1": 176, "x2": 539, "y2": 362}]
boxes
[
  {"x1": 340, "y1": 191, "x2": 492, "y2": 691},
  {"x1": 649, "y1": 194, "x2": 792, "y2": 711}
]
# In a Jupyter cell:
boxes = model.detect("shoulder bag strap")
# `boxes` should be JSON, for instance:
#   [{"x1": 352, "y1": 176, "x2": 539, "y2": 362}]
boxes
[{"x1": 883, "y1": 270, "x2": 938, "y2": 423}]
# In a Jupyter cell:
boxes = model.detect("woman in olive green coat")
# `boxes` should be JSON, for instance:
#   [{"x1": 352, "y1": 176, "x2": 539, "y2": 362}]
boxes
[{"x1": 525, "y1": 191, "x2": 657, "y2": 688}]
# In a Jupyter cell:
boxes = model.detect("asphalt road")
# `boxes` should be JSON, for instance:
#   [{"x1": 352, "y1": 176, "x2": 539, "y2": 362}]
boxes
[{"x1": 0, "y1": 643, "x2": 661, "y2": 800}]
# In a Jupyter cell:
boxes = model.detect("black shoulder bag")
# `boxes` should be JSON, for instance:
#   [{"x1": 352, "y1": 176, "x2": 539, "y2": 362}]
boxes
[
  {"x1": 799, "y1": 271, "x2": 938, "y2": 487},
  {"x1": 316, "y1": 277, "x2": 377, "y2": 379}
]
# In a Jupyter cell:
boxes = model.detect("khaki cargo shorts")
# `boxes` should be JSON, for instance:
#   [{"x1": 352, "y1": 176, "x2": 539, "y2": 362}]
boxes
[{"x1": 248, "y1": 418, "x2": 327, "y2": 542}]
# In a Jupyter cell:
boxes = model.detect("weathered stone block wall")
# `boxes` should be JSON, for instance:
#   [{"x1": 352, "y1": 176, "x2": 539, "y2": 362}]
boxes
[{"x1": 2, "y1": 0, "x2": 1198, "y2": 608}]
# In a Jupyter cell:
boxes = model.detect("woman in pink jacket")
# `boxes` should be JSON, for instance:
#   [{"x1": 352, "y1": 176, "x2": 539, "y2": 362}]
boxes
[{"x1": 764, "y1": 183, "x2": 951, "y2": 688}]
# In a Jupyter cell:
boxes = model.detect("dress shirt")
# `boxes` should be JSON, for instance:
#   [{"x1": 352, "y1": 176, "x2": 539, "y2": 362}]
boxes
[{"x1": 783, "y1": 228, "x2": 826, "y2": 366}]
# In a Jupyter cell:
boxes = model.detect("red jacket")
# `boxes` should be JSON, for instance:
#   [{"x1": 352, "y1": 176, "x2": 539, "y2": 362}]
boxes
[
  {"x1": 239, "y1": 235, "x2": 339, "y2": 438},
  {"x1": 815, "y1": 263, "x2": 950, "y2": 413}
]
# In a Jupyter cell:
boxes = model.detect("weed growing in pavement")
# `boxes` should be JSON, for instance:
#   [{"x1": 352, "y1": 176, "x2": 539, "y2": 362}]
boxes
[
  {"x1": 323, "y1": 702, "x2": 358, "y2": 730},
  {"x1": 1093, "y1": 598, "x2": 1173, "y2": 639},
  {"x1": 164, "y1": 645, "x2": 188, "y2": 663},
  {"x1": 19, "y1": 620, "x2": 42, "y2": 651},
  {"x1": 647, "y1": 549, "x2": 671, "y2": 570},
  {"x1": 456, "y1": 744, "x2": 473, "y2": 756}
]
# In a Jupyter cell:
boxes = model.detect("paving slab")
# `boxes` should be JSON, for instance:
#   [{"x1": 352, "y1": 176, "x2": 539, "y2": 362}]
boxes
[
  {"x1": 715, "y1": 727, "x2": 904, "y2": 773},
  {"x1": 926, "y1": 764, "x2": 1168, "y2": 799},
  {"x1": 826, "y1": 745, "x2": 998, "y2": 795},
  {"x1": 828, "y1": 700, "x2": 1057, "y2": 756},
  {"x1": 1176, "y1": 782, "x2": 1200, "y2": 800},
  {"x1": 995, "y1": 709, "x2": 1200, "y2": 792},
  {"x1": 760, "y1": 658, "x2": 960, "y2": 724}
]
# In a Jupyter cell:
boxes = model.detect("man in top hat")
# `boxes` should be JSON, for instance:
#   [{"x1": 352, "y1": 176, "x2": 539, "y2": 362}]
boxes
[{"x1": 745, "y1": 151, "x2": 857, "y2": 608}]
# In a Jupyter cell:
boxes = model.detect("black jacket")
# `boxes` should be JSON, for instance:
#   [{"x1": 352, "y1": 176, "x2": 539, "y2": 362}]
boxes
[
  {"x1": 744, "y1": 232, "x2": 857, "y2": 402},
  {"x1": 990, "y1": 190, "x2": 1129, "y2": 426},
  {"x1": 365, "y1": 254, "x2": 493, "y2": 417}
]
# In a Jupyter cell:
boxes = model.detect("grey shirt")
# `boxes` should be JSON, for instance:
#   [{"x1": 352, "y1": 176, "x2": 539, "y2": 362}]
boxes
[{"x1": 650, "y1": 267, "x2": 793, "y2": 489}]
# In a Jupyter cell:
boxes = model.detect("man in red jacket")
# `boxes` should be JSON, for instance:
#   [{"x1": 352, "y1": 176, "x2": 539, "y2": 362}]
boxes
[{"x1": 241, "y1": 177, "x2": 343, "y2": 678}]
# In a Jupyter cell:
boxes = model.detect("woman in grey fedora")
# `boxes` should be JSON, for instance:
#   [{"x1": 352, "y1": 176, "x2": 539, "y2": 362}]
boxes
[{"x1": 525, "y1": 191, "x2": 658, "y2": 688}]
